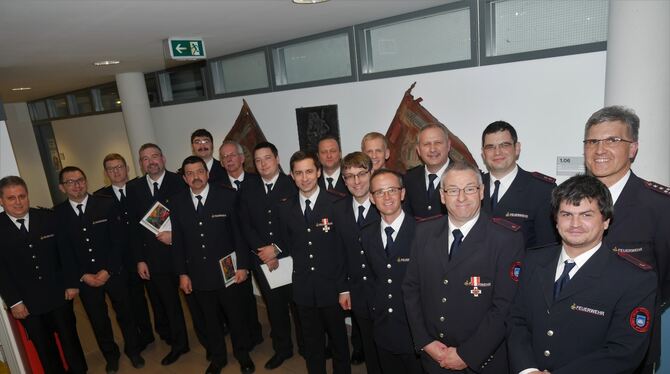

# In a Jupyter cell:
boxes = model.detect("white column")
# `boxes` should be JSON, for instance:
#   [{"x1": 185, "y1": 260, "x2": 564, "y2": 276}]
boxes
[
  {"x1": 605, "y1": 0, "x2": 670, "y2": 184},
  {"x1": 116, "y1": 72, "x2": 156, "y2": 173}
]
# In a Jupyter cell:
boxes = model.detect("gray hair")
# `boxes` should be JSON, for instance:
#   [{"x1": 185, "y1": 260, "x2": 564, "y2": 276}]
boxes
[{"x1": 585, "y1": 106, "x2": 639, "y2": 142}]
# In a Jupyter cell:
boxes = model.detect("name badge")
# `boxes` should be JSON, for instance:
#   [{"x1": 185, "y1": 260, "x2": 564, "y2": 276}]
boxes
[
  {"x1": 396, "y1": 257, "x2": 410, "y2": 263},
  {"x1": 92, "y1": 218, "x2": 108, "y2": 225},
  {"x1": 505, "y1": 212, "x2": 529, "y2": 219},
  {"x1": 40, "y1": 234, "x2": 55, "y2": 240},
  {"x1": 612, "y1": 246, "x2": 643, "y2": 253},
  {"x1": 571, "y1": 303, "x2": 605, "y2": 317},
  {"x1": 211, "y1": 213, "x2": 227, "y2": 218}
]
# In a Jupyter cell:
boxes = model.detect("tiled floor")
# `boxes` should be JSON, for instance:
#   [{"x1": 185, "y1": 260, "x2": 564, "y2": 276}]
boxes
[{"x1": 73, "y1": 294, "x2": 367, "y2": 374}]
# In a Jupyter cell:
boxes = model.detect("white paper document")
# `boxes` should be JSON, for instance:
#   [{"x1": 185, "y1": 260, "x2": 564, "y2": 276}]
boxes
[{"x1": 260, "y1": 256, "x2": 293, "y2": 289}]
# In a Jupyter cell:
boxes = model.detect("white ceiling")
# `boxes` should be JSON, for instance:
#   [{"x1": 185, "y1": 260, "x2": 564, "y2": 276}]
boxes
[{"x1": 0, "y1": 0, "x2": 450, "y2": 103}]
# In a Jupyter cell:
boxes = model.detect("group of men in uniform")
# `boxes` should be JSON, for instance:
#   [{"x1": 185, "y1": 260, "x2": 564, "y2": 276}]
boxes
[{"x1": 0, "y1": 105, "x2": 668, "y2": 374}]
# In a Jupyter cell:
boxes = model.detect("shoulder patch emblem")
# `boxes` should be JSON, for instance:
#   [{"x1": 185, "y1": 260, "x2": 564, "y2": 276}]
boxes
[
  {"x1": 415, "y1": 214, "x2": 443, "y2": 223},
  {"x1": 630, "y1": 307, "x2": 651, "y2": 333},
  {"x1": 491, "y1": 217, "x2": 521, "y2": 231},
  {"x1": 616, "y1": 251, "x2": 653, "y2": 271},
  {"x1": 644, "y1": 181, "x2": 670, "y2": 197},
  {"x1": 509, "y1": 261, "x2": 522, "y2": 282},
  {"x1": 531, "y1": 171, "x2": 556, "y2": 184}
]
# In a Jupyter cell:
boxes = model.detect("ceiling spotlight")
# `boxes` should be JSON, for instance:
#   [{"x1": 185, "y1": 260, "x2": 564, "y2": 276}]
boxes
[
  {"x1": 11, "y1": 87, "x2": 32, "y2": 91},
  {"x1": 93, "y1": 60, "x2": 120, "y2": 66},
  {"x1": 292, "y1": 0, "x2": 329, "y2": 4}
]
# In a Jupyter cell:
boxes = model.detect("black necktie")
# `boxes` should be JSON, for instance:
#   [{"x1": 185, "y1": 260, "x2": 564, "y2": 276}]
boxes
[
  {"x1": 234, "y1": 180, "x2": 242, "y2": 191},
  {"x1": 195, "y1": 195, "x2": 204, "y2": 215},
  {"x1": 427, "y1": 173, "x2": 438, "y2": 198},
  {"x1": 327, "y1": 177, "x2": 334, "y2": 190},
  {"x1": 554, "y1": 261, "x2": 576, "y2": 300},
  {"x1": 449, "y1": 229, "x2": 463, "y2": 261},
  {"x1": 356, "y1": 205, "x2": 365, "y2": 227},
  {"x1": 384, "y1": 226, "x2": 395, "y2": 257},
  {"x1": 304, "y1": 199, "x2": 312, "y2": 223},
  {"x1": 266, "y1": 183, "x2": 273, "y2": 194},
  {"x1": 119, "y1": 188, "x2": 126, "y2": 204},
  {"x1": 76, "y1": 203, "x2": 85, "y2": 219},
  {"x1": 17, "y1": 218, "x2": 28, "y2": 235},
  {"x1": 153, "y1": 181, "x2": 159, "y2": 197},
  {"x1": 491, "y1": 180, "x2": 501, "y2": 211}
]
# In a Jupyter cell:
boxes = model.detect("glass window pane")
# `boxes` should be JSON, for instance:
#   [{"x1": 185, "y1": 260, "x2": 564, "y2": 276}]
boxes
[
  {"x1": 159, "y1": 64, "x2": 206, "y2": 102},
  {"x1": 362, "y1": 8, "x2": 471, "y2": 74},
  {"x1": 487, "y1": 0, "x2": 608, "y2": 56},
  {"x1": 145, "y1": 74, "x2": 160, "y2": 106},
  {"x1": 96, "y1": 84, "x2": 121, "y2": 111},
  {"x1": 72, "y1": 90, "x2": 93, "y2": 114},
  {"x1": 211, "y1": 51, "x2": 269, "y2": 95},
  {"x1": 28, "y1": 101, "x2": 49, "y2": 121},
  {"x1": 273, "y1": 33, "x2": 351, "y2": 86},
  {"x1": 47, "y1": 96, "x2": 69, "y2": 118}
]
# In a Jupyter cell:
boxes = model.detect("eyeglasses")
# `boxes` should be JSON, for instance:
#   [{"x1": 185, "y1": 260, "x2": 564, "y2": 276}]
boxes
[
  {"x1": 221, "y1": 153, "x2": 242, "y2": 159},
  {"x1": 343, "y1": 170, "x2": 370, "y2": 181},
  {"x1": 483, "y1": 142, "x2": 514, "y2": 152},
  {"x1": 583, "y1": 137, "x2": 634, "y2": 147},
  {"x1": 442, "y1": 186, "x2": 480, "y2": 196},
  {"x1": 192, "y1": 139, "x2": 211, "y2": 145},
  {"x1": 371, "y1": 187, "x2": 402, "y2": 198},
  {"x1": 105, "y1": 165, "x2": 126, "y2": 172},
  {"x1": 62, "y1": 177, "x2": 86, "y2": 186}
]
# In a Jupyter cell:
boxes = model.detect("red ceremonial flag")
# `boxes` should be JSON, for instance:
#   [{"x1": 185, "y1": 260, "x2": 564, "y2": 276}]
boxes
[
  {"x1": 385, "y1": 83, "x2": 478, "y2": 173},
  {"x1": 224, "y1": 99, "x2": 268, "y2": 173}
]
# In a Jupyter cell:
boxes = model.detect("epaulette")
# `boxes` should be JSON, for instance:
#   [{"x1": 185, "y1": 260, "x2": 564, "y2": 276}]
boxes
[
  {"x1": 491, "y1": 217, "x2": 521, "y2": 231},
  {"x1": 415, "y1": 214, "x2": 443, "y2": 223},
  {"x1": 326, "y1": 189, "x2": 347, "y2": 198},
  {"x1": 617, "y1": 251, "x2": 653, "y2": 271},
  {"x1": 36, "y1": 206, "x2": 53, "y2": 211},
  {"x1": 93, "y1": 189, "x2": 113, "y2": 198},
  {"x1": 221, "y1": 183, "x2": 236, "y2": 191},
  {"x1": 643, "y1": 181, "x2": 670, "y2": 197},
  {"x1": 531, "y1": 171, "x2": 556, "y2": 184}
]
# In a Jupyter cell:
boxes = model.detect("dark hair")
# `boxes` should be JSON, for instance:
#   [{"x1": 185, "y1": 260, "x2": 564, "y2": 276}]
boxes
[
  {"x1": 481, "y1": 121, "x2": 518, "y2": 145},
  {"x1": 0, "y1": 176, "x2": 28, "y2": 197},
  {"x1": 342, "y1": 152, "x2": 372, "y2": 172},
  {"x1": 139, "y1": 143, "x2": 163, "y2": 155},
  {"x1": 370, "y1": 168, "x2": 404, "y2": 189},
  {"x1": 318, "y1": 135, "x2": 341, "y2": 151},
  {"x1": 290, "y1": 151, "x2": 321, "y2": 172},
  {"x1": 254, "y1": 141, "x2": 279, "y2": 158},
  {"x1": 191, "y1": 128, "x2": 213, "y2": 143},
  {"x1": 181, "y1": 156, "x2": 208, "y2": 172},
  {"x1": 103, "y1": 153, "x2": 127, "y2": 168},
  {"x1": 585, "y1": 106, "x2": 640, "y2": 142},
  {"x1": 551, "y1": 174, "x2": 613, "y2": 221},
  {"x1": 59, "y1": 166, "x2": 87, "y2": 184}
]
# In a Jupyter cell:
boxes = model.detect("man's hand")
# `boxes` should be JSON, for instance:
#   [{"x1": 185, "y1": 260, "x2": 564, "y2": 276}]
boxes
[
  {"x1": 266, "y1": 257, "x2": 279, "y2": 271},
  {"x1": 235, "y1": 269, "x2": 248, "y2": 283},
  {"x1": 64, "y1": 288, "x2": 79, "y2": 300},
  {"x1": 95, "y1": 269, "x2": 110, "y2": 285},
  {"x1": 339, "y1": 293, "x2": 351, "y2": 310},
  {"x1": 10, "y1": 303, "x2": 29, "y2": 319},
  {"x1": 439, "y1": 347, "x2": 467, "y2": 370},
  {"x1": 82, "y1": 274, "x2": 104, "y2": 287},
  {"x1": 257, "y1": 245, "x2": 277, "y2": 263},
  {"x1": 137, "y1": 262, "x2": 151, "y2": 280},
  {"x1": 423, "y1": 340, "x2": 448, "y2": 364},
  {"x1": 179, "y1": 275, "x2": 192, "y2": 294},
  {"x1": 156, "y1": 231, "x2": 172, "y2": 245}
]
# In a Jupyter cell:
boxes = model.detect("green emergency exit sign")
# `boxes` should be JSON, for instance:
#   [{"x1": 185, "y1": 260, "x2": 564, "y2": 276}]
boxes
[{"x1": 168, "y1": 37, "x2": 206, "y2": 60}]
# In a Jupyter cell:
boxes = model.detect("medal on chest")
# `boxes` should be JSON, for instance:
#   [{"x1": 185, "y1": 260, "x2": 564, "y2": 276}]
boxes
[
  {"x1": 470, "y1": 276, "x2": 481, "y2": 297},
  {"x1": 316, "y1": 218, "x2": 333, "y2": 232}
]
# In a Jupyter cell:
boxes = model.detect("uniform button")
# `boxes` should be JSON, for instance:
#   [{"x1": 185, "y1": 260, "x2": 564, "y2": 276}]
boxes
[
  {"x1": 361, "y1": 264, "x2": 366, "y2": 268},
  {"x1": 268, "y1": 221, "x2": 272, "y2": 225},
  {"x1": 363, "y1": 276, "x2": 367, "y2": 281},
  {"x1": 203, "y1": 256, "x2": 207, "y2": 260},
  {"x1": 269, "y1": 232, "x2": 273, "y2": 236},
  {"x1": 91, "y1": 259, "x2": 96, "y2": 262},
  {"x1": 441, "y1": 297, "x2": 447, "y2": 303},
  {"x1": 267, "y1": 209, "x2": 272, "y2": 214},
  {"x1": 439, "y1": 333, "x2": 444, "y2": 338},
  {"x1": 88, "y1": 249, "x2": 93, "y2": 252},
  {"x1": 82, "y1": 228, "x2": 87, "y2": 232},
  {"x1": 32, "y1": 255, "x2": 36, "y2": 259},
  {"x1": 200, "y1": 233, "x2": 204, "y2": 237},
  {"x1": 202, "y1": 244, "x2": 206, "y2": 248},
  {"x1": 35, "y1": 266, "x2": 39, "y2": 269},
  {"x1": 38, "y1": 276, "x2": 42, "y2": 280},
  {"x1": 309, "y1": 254, "x2": 314, "y2": 259},
  {"x1": 547, "y1": 330, "x2": 554, "y2": 337},
  {"x1": 388, "y1": 294, "x2": 392, "y2": 299},
  {"x1": 85, "y1": 238, "x2": 90, "y2": 242},
  {"x1": 427, "y1": 205, "x2": 432, "y2": 210},
  {"x1": 440, "y1": 316, "x2": 445, "y2": 322},
  {"x1": 198, "y1": 221, "x2": 203, "y2": 226},
  {"x1": 443, "y1": 279, "x2": 449, "y2": 285},
  {"x1": 310, "y1": 267, "x2": 315, "y2": 271},
  {"x1": 360, "y1": 250, "x2": 364, "y2": 255},
  {"x1": 387, "y1": 279, "x2": 392, "y2": 284},
  {"x1": 308, "y1": 241, "x2": 312, "y2": 246},
  {"x1": 387, "y1": 264, "x2": 391, "y2": 269},
  {"x1": 388, "y1": 308, "x2": 393, "y2": 313},
  {"x1": 307, "y1": 228, "x2": 311, "y2": 233},
  {"x1": 544, "y1": 350, "x2": 551, "y2": 357},
  {"x1": 28, "y1": 244, "x2": 33, "y2": 248}
]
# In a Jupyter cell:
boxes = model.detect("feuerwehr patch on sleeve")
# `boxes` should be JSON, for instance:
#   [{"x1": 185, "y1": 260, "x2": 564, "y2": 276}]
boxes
[
  {"x1": 509, "y1": 261, "x2": 522, "y2": 282},
  {"x1": 630, "y1": 307, "x2": 651, "y2": 333}
]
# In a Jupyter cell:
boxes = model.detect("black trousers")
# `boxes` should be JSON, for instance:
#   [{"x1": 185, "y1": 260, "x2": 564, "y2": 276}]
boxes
[
  {"x1": 144, "y1": 273, "x2": 170, "y2": 341},
  {"x1": 254, "y1": 266, "x2": 300, "y2": 357},
  {"x1": 193, "y1": 279, "x2": 253, "y2": 364},
  {"x1": 349, "y1": 311, "x2": 363, "y2": 352},
  {"x1": 246, "y1": 273, "x2": 263, "y2": 345},
  {"x1": 297, "y1": 303, "x2": 350, "y2": 374},
  {"x1": 145, "y1": 273, "x2": 189, "y2": 351},
  {"x1": 22, "y1": 300, "x2": 87, "y2": 374},
  {"x1": 79, "y1": 272, "x2": 141, "y2": 362},
  {"x1": 377, "y1": 348, "x2": 423, "y2": 374},
  {"x1": 352, "y1": 310, "x2": 381, "y2": 374},
  {"x1": 126, "y1": 271, "x2": 154, "y2": 344}
]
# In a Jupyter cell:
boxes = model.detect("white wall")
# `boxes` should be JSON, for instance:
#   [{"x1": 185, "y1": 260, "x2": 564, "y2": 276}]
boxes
[
  {"x1": 151, "y1": 51, "x2": 610, "y2": 184},
  {"x1": 51, "y1": 112, "x2": 138, "y2": 191}
]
